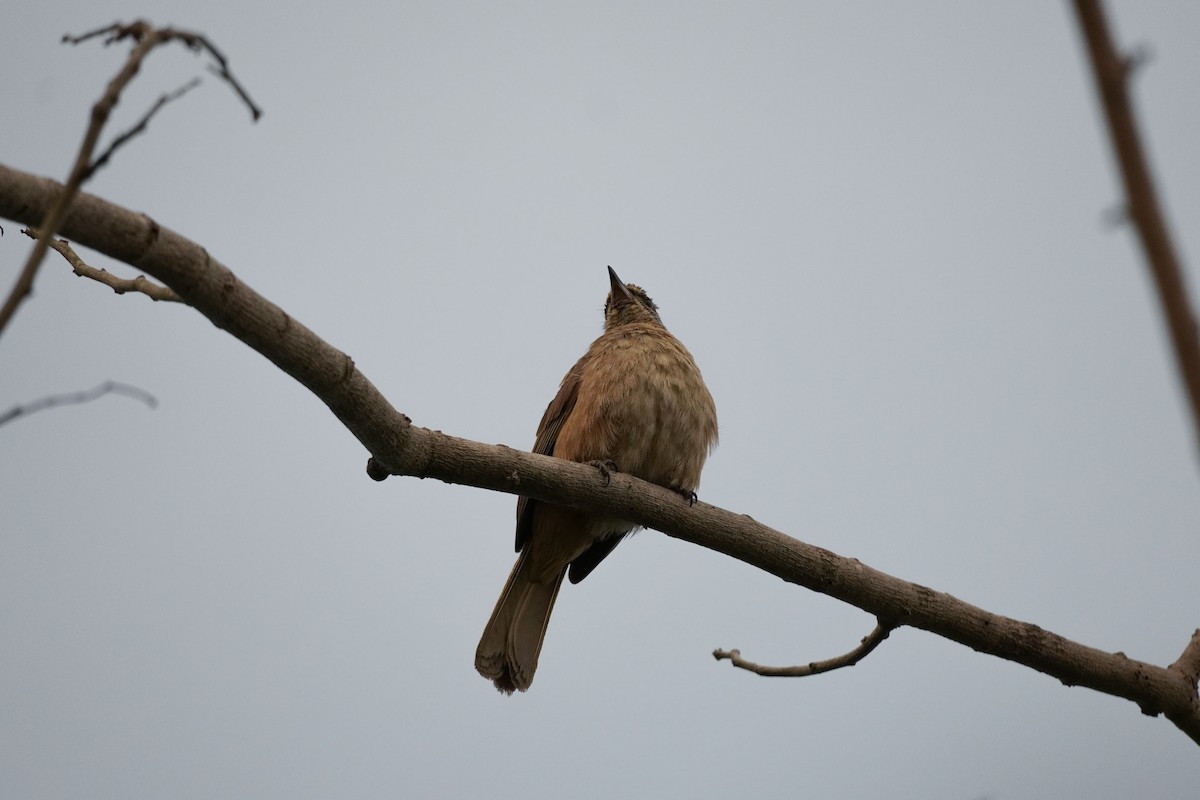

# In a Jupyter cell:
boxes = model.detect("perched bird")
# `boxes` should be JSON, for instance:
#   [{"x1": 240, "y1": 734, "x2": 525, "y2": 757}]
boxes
[{"x1": 475, "y1": 266, "x2": 718, "y2": 693}]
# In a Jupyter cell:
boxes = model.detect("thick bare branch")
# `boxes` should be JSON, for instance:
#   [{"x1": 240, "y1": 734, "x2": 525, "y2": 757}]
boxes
[
  {"x1": 1, "y1": 162, "x2": 1197, "y2": 745},
  {"x1": 0, "y1": 380, "x2": 157, "y2": 427},
  {"x1": 1072, "y1": 0, "x2": 1200, "y2": 460},
  {"x1": 713, "y1": 621, "x2": 893, "y2": 678}
]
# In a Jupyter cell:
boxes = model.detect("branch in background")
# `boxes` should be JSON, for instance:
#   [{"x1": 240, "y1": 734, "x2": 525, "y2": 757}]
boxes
[
  {"x1": 1072, "y1": 0, "x2": 1200, "y2": 459},
  {"x1": 0, "y1": 20, "x2": 258, "y2": 339},
  {"x1": 60, "y1": 20, "x2": 261, "y2": 122},
  {"x1": 1, "y1": 163, "x2": 1196, "y2": 745},
  {"x1": 88, "y1": 77, "x2": 201, "y2": 177},
  {"x1": 714, "y1": 621, "x2": 893, "y2": 678},
  {"x1": 21, "y1": 228, "x2": 182, "y2": 302},
  {"x1": 0, "y1": 380, "x2": 158, "y2": 428}
]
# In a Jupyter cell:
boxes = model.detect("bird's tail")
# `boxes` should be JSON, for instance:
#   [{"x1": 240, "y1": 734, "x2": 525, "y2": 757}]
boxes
[{"x1": 475, "y1": 550, "x2": 565, "y2": 693}]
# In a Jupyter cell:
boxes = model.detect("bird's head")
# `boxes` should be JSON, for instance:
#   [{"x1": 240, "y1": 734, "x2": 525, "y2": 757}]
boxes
[{"x1": 603, "y1": 266, "x2": 662, "y2": 329}]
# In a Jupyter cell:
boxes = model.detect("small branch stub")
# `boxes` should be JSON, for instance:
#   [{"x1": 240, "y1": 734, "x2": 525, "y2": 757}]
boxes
[{"x1": 366, "y1": 457, "x2": 391, "y2": 482}]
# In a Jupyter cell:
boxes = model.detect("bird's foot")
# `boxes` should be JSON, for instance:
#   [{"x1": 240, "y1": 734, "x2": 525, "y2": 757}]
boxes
[
  {"x1": 588, "y1": 459, "x2": 620, "y2": 486},
  {"x1": 669, "y1": 485, "x2": 699, "y2": 506}
]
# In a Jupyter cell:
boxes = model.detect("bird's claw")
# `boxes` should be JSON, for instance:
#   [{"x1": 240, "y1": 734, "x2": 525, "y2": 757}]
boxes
[
  {"x1": 670, "y1": 485, "x2": 699, "y2": 506},
  {"x1": 588, "y1": 459, "x2": 620, "y2": 486}
]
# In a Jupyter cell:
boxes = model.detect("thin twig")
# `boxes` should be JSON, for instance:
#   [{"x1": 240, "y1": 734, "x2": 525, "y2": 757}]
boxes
[
  {"x1": 61, "y1": 20, "x2": 151, "y2": 47},
  {"x1": 0, "y1": 380, "x2": 158, "y2": 428},
  {"x1": 714, "y1": 621, "x2": 893, "y2": 678},
  {"x1": 21, "y1": 228, "x2": 183, "y2": 302},
  {"x1": 68, "y1": 23, "x2": 262, "y2": 121},
  {"x1": 201, "y1": 47, "x2": 261, "y2": 121},
  {"x1": 0, "y1": 20, "x2": 258, "y2": 338},
  {"x1": 1072, "y1": 0, "x2": 1200, "y2": 460},
  {"x1": 88, "y1": 77, "x2": 201, "y2": 177}
]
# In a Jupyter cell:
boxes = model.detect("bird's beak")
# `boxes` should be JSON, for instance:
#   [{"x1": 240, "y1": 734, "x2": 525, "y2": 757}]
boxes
[{"x1": 607, "y1": 266, "x2": 635, "y2": 302}]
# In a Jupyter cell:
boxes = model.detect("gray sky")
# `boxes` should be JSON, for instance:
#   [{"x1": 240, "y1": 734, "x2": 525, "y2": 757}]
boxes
[{"x1": 3, "y1": 2, "x2": 1199, "y2": 797}]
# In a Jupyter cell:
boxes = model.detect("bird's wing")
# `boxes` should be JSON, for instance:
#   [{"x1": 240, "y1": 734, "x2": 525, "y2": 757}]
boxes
[
  {"x1": 515, "y1": 363, "x2": 583, "y2": 552},
  {"x1": 566, "y1": 534, "x2": 626, "y2": 584}
]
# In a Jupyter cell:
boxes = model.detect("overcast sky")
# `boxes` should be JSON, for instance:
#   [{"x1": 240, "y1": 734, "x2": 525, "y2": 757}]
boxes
[{"x1": 3, "y1": 2, "x2": 1199, "y2": 798}]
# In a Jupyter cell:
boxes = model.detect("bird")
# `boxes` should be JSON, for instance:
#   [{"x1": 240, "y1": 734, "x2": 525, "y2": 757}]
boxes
[{"x1": 475, "y1": 266, "x2": 718, "y2": 693}]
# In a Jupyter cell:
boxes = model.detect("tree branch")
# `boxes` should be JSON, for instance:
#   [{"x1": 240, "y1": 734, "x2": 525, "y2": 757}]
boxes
[
  {"x1": 1170, "y1": 630, "x2": 1200, "y2": 688},
  {"x1": 713, "y1": 621, "x2": 893, "y2": 678},
  {"x1": 87, "y1": 77, "x2": 202, "y2": 177},
  {"x1": 1, "y1": 162, "x2": 1197, "y2": 745},
  {"x1": 0, "y1": 380, "x2": 157, "y2": 427},
  {"x1": 1072, "y1": 0, "x2": 1200, "y2": 461},
  {"x1": 0, "y1": 21, "x2": 256, "y2": 338},
  {"x1": 21, "y1": 228, "x2": 183, "y2": 302}
]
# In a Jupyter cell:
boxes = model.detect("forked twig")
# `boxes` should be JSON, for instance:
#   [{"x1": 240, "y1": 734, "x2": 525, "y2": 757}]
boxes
[{"x1": 0, "y1": 20, "x2": 258, "y2": 337}]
